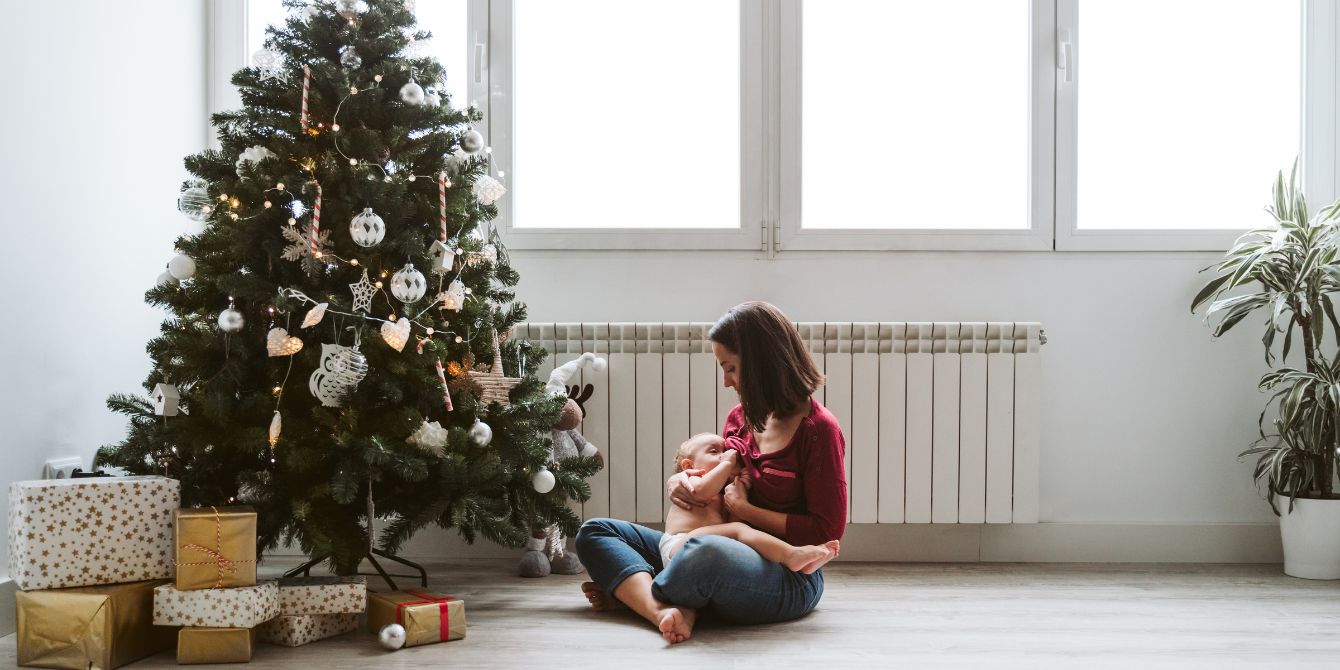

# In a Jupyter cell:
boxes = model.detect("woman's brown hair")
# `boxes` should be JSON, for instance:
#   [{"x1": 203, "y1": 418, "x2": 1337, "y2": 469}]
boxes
[{"x1": 708, "y1": 302, "x2": 824, "y2": 432}]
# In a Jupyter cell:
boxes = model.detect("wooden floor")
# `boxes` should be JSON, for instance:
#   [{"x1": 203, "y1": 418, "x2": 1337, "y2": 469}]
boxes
[{"x1": 5, "y1": 561, "x2": 1340, "y2": 669}]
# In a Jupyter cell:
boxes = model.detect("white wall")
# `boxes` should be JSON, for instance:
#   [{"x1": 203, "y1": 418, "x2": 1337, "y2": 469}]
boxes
[{"x1": 0, "y1": 0, "x2": 208, "y2": 582}]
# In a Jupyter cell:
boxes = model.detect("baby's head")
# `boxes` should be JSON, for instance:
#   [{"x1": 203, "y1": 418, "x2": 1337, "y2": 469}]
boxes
[{"x1": 675, "y1": 433, "x2": 732, "y2": 472}]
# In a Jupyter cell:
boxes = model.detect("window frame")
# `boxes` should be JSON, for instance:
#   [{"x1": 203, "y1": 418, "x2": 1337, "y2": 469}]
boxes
[{"x1": 217, "y1": 0, "x2": 1338, "y2": 253}]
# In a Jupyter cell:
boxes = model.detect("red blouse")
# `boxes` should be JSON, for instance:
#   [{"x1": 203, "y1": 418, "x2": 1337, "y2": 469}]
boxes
[{"x1": 722, "y1": 398, "x2": 847, "y2": 546}]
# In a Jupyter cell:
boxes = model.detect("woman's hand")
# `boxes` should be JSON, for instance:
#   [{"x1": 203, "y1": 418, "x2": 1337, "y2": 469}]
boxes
[
  {"x1": 723, "y1": 479, "x2": 753, "y2": 519},
  {"x1": 667, "y1": 469, "x2": 709, "y2": 510}
]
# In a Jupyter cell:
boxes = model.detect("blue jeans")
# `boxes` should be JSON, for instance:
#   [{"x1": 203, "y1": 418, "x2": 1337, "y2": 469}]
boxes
[{"x1": 575, "y1": 518, "x2": 824, "y2": 624}]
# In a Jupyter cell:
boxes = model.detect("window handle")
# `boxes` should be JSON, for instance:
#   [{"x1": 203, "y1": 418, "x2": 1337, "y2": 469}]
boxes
[
  {"x1": 1057, "y1": 30, "x2": 1074, "y2": 83},
  {"x1": 474, "y1": 40, "x2": 485, "y2": 84}
]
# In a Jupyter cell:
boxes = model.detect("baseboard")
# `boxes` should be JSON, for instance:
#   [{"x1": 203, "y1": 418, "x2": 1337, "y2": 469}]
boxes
[
  {"x1": 266, "y1": 522, "x2": 1283, "y2": 564},
  {"x1": 0, "y1": 577, "x2": 16, "y2": 636}
]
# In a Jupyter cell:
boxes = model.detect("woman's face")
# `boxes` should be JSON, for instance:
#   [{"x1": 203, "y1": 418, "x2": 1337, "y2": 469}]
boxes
[{"x1": 712, "y1": 341, "x2": 740, "y2": 392}]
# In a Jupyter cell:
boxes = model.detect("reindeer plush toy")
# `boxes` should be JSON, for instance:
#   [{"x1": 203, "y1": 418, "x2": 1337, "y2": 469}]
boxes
[{"x1": 520, "y1": 353, "x2": 606, "y2": 577}]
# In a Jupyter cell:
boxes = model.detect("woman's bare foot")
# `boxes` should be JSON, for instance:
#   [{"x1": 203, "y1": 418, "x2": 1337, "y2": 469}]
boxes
[
  {"x1": 657, "y1": 606, "x2": 696, "y2": 644},
  {"x1": 794, "y1": 540, "x2": 841, "y2": 574},
  {"x1": 581, "y1": 581, "x2": 619, "y2": 611}
]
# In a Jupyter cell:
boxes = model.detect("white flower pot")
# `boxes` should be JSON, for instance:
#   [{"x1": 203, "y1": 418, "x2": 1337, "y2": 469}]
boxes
[{"x1": 1277, "y1": 495, "x2": 1340, "y2": 580}]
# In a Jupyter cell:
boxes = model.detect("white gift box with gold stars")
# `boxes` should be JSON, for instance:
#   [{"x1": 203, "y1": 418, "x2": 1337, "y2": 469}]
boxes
[
  {"x1": 277, "y1": 575, "x2": 367, "y2": 615},
  {"x1": 7, "y1": 476, "x2": 180, "y2": 590},
  {"x1": 153, "y1": 580, "x2": 281, "y2": 628}
]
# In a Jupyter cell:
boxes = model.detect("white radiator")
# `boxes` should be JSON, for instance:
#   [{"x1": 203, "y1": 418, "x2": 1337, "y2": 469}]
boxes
[{"x1": 515, "y1": 322, "x2": 1043, "y2": 525}]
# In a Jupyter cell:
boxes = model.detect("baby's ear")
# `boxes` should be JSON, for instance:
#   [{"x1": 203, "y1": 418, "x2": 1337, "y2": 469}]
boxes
[{"x1": 681, "y1": 458, "x2": 694, "y2": 472}]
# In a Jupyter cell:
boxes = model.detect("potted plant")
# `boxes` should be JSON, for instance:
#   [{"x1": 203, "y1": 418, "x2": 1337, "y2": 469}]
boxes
[{"x1": 1193, "y1": 164, "x2": 1340, "y2": 579}]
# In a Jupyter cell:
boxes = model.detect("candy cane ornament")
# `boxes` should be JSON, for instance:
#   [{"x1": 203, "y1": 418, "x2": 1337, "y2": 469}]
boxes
[
  {"x1": 300, "y1": 64, "x2": 311, "y2": 131},
  {"x1": 435, "y1": 358, "x2": 454, "y2": 412},
  {"x1": 310, "y1": 181, "x2": 322, "y2": 256},
  {"x1": 438, "y1": 173, "x2": 449, "y2": 242}
]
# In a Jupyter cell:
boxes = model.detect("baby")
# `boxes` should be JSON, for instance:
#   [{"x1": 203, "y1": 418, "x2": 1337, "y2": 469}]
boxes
[{"x1": 661, "y1": 433, "x2": 839, "y2": 574}]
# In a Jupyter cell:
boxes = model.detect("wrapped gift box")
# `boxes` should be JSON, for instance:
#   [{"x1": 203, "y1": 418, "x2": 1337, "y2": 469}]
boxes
[
  {"x1": 153, "y1": 581, "x2": 280, "y2": 628},
  {"x1": 277, "y1": 576, "x2": 366, "y2": 615},
  {"x1": 177, "y1": 627, "x2": 256, "y2": 665},
  {"x1": 366, "y1": 590, "x2": 466, "y2": 647},
  {"x1": 257, "y1": 613, "x2": 359, "y2": 647},
  {"x1": 15, "y1": 579, "x2": 176, "y2": 670},
  {"x1": 174, "y1": 506, "x2": 257, "y2": 590},
  {"x1": 7, "y1": 476, "x2": 179, "y2": 590}
]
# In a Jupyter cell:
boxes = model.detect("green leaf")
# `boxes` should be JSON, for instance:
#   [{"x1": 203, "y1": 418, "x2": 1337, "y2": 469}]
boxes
[{"x1": 1191, "y1": 272, "x2": 1232, "y2": 313}]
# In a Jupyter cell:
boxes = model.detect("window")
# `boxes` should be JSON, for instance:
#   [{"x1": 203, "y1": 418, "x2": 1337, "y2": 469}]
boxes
[{"x1": 217, "y1": 0, "x2": 1338, "y2": 251}]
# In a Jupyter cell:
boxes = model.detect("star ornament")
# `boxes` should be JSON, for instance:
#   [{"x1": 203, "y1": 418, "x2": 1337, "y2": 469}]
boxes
[{"x1": 349, "y1": 269, "x2": 378, "y2": 313}]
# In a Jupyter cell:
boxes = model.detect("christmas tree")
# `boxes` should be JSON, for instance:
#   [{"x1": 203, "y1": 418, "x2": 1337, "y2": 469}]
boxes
[{"x1": 97, "y1": 0, "x2": 598, "y2": 573}]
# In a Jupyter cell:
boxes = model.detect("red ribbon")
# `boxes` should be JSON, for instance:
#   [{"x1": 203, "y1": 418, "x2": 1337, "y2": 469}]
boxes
[{"x1": 396, "y1": 590, "x2": 457, "y2": 641}]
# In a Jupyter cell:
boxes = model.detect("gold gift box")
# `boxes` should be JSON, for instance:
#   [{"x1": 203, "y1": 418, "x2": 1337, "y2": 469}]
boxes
[
  {"x1": 174, "y1": 506, "x2": 257, "y2": 590},
  {"x1": 176, "y1": 627, "x2": 256, "y2": 665},
  {"x1": 366, "y1": 590, "x2": 466, "y2": 647},
  {"x1": 16, "y1": 579, "x2": 176, "y2": 670}
]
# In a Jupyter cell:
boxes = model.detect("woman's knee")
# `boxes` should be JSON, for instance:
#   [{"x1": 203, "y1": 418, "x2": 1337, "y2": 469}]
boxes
[
  {"x1": 673, "y1": 534, "x2": 750, "y2": 569},
  {"x1": 575, "y1": 517, "x2": 619, "y2": 552}
]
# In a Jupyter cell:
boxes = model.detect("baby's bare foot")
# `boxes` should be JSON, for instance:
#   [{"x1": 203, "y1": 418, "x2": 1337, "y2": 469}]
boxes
[
  {"x1": 581, "y1": 581, "x2": 618, "y2": 611},
  {"x1": 657, "y1": 607, "x2": 696, "y2": 644},
  {"x1": 796, "y1": 540, "x2": 840, "y2": 574},
  {"x1": 784, "y1": 544, "x2": 831, "y2": 572}
]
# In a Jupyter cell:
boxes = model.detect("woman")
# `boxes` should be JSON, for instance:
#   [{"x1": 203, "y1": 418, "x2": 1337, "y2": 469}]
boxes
[{"x1": 575, "y1": 301, "x2": 848, "y2": 643}]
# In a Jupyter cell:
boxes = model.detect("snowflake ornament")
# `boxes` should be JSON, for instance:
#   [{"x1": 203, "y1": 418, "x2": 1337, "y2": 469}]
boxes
[
  {"x1": 252, "y1": 48, "x2": 287, "y2": 82},
  {"x1": 280, "y1": 225, "x2": 332, "y2": 275}
]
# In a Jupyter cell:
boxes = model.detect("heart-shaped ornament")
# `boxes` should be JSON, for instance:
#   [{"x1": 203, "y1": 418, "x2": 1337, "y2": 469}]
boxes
[
  {"x1": 267, "y1": 327, "x2": 304, "y2": 357},
  {"x1": 381, "y1": 317, "x2": 411, "y2": 352}
]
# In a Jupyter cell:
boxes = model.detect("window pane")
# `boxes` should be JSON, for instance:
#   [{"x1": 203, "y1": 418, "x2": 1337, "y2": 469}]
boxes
[
  {"x1": 1078, "y1": 1, "x2": 1300, "y2": 230},
  {"x1": 248, "y1": 2, "x2": 468, "y2": 109},
  {"x1": 513, "y1": 0, "x2": 739, "y2": 228},
  {"x1": 802, "y1": 0, "x2": 1031, "y2": 230}
]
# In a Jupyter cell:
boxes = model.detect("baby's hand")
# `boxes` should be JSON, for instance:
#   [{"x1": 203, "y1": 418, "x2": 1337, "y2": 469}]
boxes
[{"x1": 722, "y1": 449, "x2": 738, "y2": 465}]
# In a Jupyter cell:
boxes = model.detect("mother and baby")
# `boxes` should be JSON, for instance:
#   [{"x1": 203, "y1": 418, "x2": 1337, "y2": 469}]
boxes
[{"x1": 575, "y1": 301, "x2": 848, "y2": 644}]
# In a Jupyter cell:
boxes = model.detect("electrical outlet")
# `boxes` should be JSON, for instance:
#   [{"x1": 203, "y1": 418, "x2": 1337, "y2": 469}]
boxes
[{"x1": 42, "y1": 457, "x2": 83, "y2": 479}]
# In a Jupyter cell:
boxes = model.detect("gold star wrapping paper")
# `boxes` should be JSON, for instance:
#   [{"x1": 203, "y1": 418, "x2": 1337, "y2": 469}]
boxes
[
  {"x1": 256, "y1": 613, "x2": 359, "y2": 647},
  {"x1": 276, "y1": 576, "x2": 367, "y2": 615},
  {"x1": 152, "y1": 581, "x2": 280, "y2": 628},
  {"x1": 15, "y1": 579, "x2": 176, "y2": 670},
  {"x1": 176, "y1": 627, "x2": 257, "y2": 665},
  {"x1": 7, "y1": 476, "x2": 179, "y2": 590},
  {"x1": 174, "y1": 506, "x2": 257, "y2": 591}
]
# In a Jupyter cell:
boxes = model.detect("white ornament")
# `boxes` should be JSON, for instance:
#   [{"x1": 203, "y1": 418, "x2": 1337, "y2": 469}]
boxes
[
  {"x1": 302, "y1": 3, "x2": 320, "y2": 23},
  {"x1": 349, "y1": 208, "x2": 385, "y2": 247},
  {"x1": 339, "y1": 46, "x2": 362, "y2": 69},
  {"x1": 349, "y1": 269, "x2": 378, "y2": 313},
  {"x1": 428, "y1": 240, "x2": 454, "y2": 273},
  {"x1": 390, "y1": 263, "x2": 427, "y2": 303},
  {"x1": 301, "y1": 302, "x2": 328, "y2": 328},
  {"x1": 469, "y1": 243, "x2": 497, "y2": 267},
  {"x1": 266, "y1": 327, "x2": 304, "y2": 357},
  {"x1": 441, "y1": 279, "x2": 466, "y2": 312},
  {"x1": 167, "y1": 254, "x2": 196, "y2": 280},
  {"x1": 406, "y1": 420, "x2": 449, "y2": 454},
  {"x1": 399, "y1": 81, "x2": 426, "y2": 105},
  {"x1": 153, "y1": 383, "x2": 180, "y2": 417},
  {"x1": 184, "y1": 218, "x2": 207, "y2": 236},
  {"x1": 444, "y1": 147, "x2": 471, "y2": 174},
  {"x1": 235, "y1": 145, "x2": 277, "y2": 177},
  {"x1": 330, "y1": 344, "x2": 369, "y2": 388},
  {"x1": 252, "y1": 48, "x2": 286, "y2": 82},
  {"x1": 378, "y1": 623, "x2": 407, "y2": 651},
  {"x1": 268, "y1": 411, "x2": 282, "y2": 447},
  {"x1": 380, "y1": 316, "x2": 410, "y2": 352},
  {"x1": 469, "y1": 419, "x2": 492, "y2": 445},
  {"x1": 424, "y1": 91, "x2": 440, "y2": 107},
  {"x1": 532, "y1": 467, "x2": 556, "y2": 494},
  {"x1": 459, "y1": 129, "x2": 484, "y2": 154},
  {"x1": 218, "y1": 305, "x2": 246, "y2": 332},
  {"x1": 156, "y1": 271, "x2": 178, "y2": 287},
  {"x1": 474, "y1": 175, "x2": 506, "y2": 206},
  {"x1": 309, "y1": 343, "x2": 353, "y2": 407},
  {"x1": 177, "y1": 186, "x2": 211, "y2": 222}
]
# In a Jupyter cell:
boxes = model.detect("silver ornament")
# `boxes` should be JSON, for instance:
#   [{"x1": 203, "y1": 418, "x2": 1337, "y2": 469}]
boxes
[
  {"x1": 390, "y1": 263, "x2": 427, "y2": 303},
  {"x1": 378, "y1": 623, "x2": 407, "y2": 650},
  {"x1": 217, "y1": 306, "x2": 246, "y2": 333},
  {"x1": 330, "y1": 345, "x2": 369, "y2": 388},
  {"x1": 532, "y1": 467, "x2": 556, "y2": 493},
  {"x1": 336, "y1": 0, "x2": 365, "y2": 19},
  {"x1": 340, "y1": 46, "x2": 362, "y2": 69},
  {"x1": 349, "y1": 207, "x2": 386, "y2": 247},
  {"x1": 400, "y1": 81, "x2": 426, "y2": 105},
  {"x1": 469, "y1": 419, "x2": 493, "y2": 446},
  {"x1": 177, "y1": 186, "x2": 211, "y2": 222},
  {"x1": 168, "y1": 254, "x2": 196, "y2": 280},
  {"x1": 459, "y1": 129, "x2": 484, "y2": 153},
  {"x1": 425, "y1": 91, "x2": 441, "y2": 107}
]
